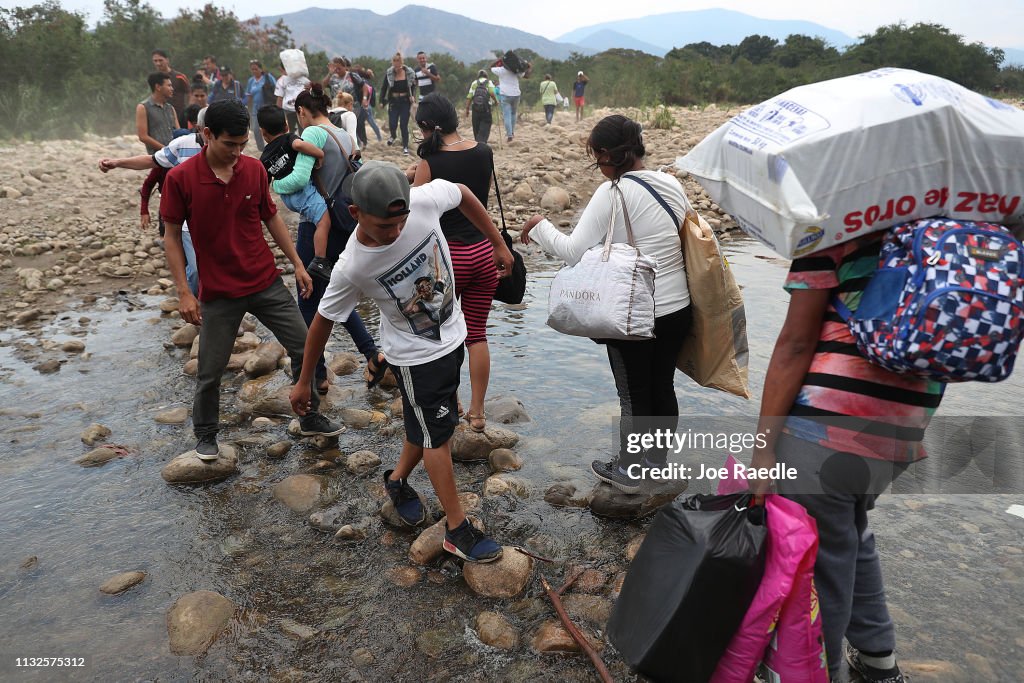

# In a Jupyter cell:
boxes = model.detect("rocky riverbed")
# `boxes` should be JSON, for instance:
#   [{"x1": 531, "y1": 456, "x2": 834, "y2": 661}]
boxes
[{"x1": 1, "y1": 106, "x2": 1022, "y2": 681}]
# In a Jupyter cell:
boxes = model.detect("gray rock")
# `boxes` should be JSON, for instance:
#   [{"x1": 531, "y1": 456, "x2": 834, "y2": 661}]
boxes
[
  {"x1": 75, "y1": 447, "x2": 125, "y2": 468},
  {"x1": 158, "y1": 297, "x2": 179, "y2": 313},
  {"x1": 380, "y1": 489, "x2": 434, "y2": 529},
  {"x1": 280, "y1": 618, "x2": 318, "y2": 640},
  {"x1": 252, "y1": 385, "x2": 293, "y2": 416},
  {"x1": 450, "y1": 424, "x2": 520, "y2": 462},
  {"x1": 476, "y1": 611, "x2": 519, "y2": 649},
  {"x1": 562, "y1": 594, "x2": 612, "y2": 625},
  {"x1": 166, "y1": 590, "x2": 236, "y2": 655},
  {"x1": 14, "y1": 308, "x2": 41, "y2": 325},
  {"x1": 61, "y1": 340, "x2": 86, "y2": 353},
  {"x1": 155, "y1": 406, "x2": 189, "y2": 424},
  {"x1": 588, "y1": 482, "x2": 680, "y2": 519},
  {"x1": 346, "y1": 450, "x2": 381, "y2": 476},
  {"x1": 99, "y1": 570, "x2": 146, "y2": 594},
  {"x1": 244, "y1": 341, "x2": 285, "y2": 377},
  {"x1": 251, "y1": 417, "x2": 275, "y2": 430},
  {"x1": 488, "y1": 448, "x2": 523, "y2": 473},
  {"x1": 309, "y1": 507, "x2": 347, "y2": 533},
  {"x1": 160, "y1": 445, "x2": 239, "y2": 484},
  {"x1": 34, "y1": 358, "x2": 61, "y2": 374},
  {"x1": 327, "y1": 352, "x2": 361, "y2": 377},
  {"x1": 80, "y1": 423, "x2": 111, "y2": 446},
  {"x1": 266, "y1": 441, "x2": 292, "y2": 458},
  {"x1": 339, "y1": 408, "x2": 374, "y2": 430},
  {"x1": 540, "y1": 187, "x2": 571, "y2": 211},
  {"x1": 544, "y1": 481, "x2": 593, "y2": 508},
  {"x1": 464, "y1": 547, "x2": 534, "y2": 598},
  {"x1": 483, "y1": 474, "x2": 529, "y2": 498},
  {"x1": 351, "y1": 647, "x2": 374, "y2": 667},
  {"x1": 484, "y1": 396, "x2": 531, "y2": 424},
  {"x1": 273, "y1": 474, "x2": 327, "y2": 512},
  {"x1": 408, "y1": 518, "x2": 449, "y2": 565}
]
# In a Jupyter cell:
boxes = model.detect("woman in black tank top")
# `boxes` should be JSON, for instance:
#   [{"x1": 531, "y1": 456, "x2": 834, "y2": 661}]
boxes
[
  {"x1": 381, "y1": 52, "x2": 415, "y2": 154},
  {"x1": 412, "y1": 93, "x2": 498, "y2": 433}
]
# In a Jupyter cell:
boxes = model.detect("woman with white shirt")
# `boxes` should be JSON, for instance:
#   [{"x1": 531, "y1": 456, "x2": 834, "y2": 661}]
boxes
[{"x1": 521, "y1": 115, "x2": 691, "y2": 494}]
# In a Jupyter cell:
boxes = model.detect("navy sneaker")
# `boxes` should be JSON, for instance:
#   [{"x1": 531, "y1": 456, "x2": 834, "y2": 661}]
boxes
[
  {"x1": 443, "y1": 519, "x2": 502, "y2": 563},
  {"x1": 298, "y1": 413, "x2": 345, "y2": 437},
  {"x1": 195, "y1": 434, "x2": 220, "y2": 462},
  {"x1": 591, "y1": 458, "x2": 641, "y2": 494},
  {"x1": 846, "y1": 645, "x2": 907, "y2": 683},
  {"x1": 384, "y1": 470, "x2": 425, "y2": 526}
]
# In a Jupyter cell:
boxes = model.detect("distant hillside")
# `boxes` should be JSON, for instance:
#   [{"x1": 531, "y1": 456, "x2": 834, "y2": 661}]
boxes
[
  {"x1": 1004, "y1": 47, "x2": 1024, "y2": 66},
  {"x1": 559, "y1": 8, "x2": 854, "y2": 53},
  {"x1": 572, "y1": 29, "x2": 665, "y2": 56},
  {"x1": 259, "y1": 5, "x2": 585, "y2": 63}
]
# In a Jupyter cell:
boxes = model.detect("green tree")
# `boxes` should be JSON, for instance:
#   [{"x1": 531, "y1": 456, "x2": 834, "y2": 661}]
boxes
[{"x1": 733, "y1": 35, "x2": 778, "y2": 65}]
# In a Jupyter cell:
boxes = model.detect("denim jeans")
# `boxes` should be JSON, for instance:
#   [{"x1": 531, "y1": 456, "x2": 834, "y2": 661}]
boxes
[
  {"x1": 296, "y1": 221, "x2": 377, "y2": 381},
  {"x1": 544, "y1": 104, "x2": 555, "y2": 124},
  {"x1": 363, "y1": 105, "x2": 382, "y2": 141},
  {"x1": 387, "y1": 98, "x2": 412, "y2": 148},
  {"x1": 249, "y1": 114, "x2": 265, "y2": 151},
  {"x1": 193, "y1": 277, "x2": 318, "y2": 438},
  {"x1": 500, "y1": 95, "x2": 519, "y2": 138},
  {"x1": 181, "y1": 229, "x2": 199, "y2": 297},
  {"x1": 605, "y1": 306, "x2": 693, "y2": 467}
]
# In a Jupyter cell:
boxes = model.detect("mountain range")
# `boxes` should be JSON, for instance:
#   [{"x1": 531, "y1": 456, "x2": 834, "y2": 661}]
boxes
[{"x1": 260, "y1": 5, "x2": 1024, "y2": 67}]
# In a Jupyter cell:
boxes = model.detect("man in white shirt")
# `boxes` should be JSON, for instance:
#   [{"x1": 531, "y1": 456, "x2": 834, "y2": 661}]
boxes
[
  {"x1": 490, "y1": 55, "x2": 532, "y2": 143},
  {"x1": 289, "y1": 161, "x2": 514, "y2": 563},
  {"x1": 275, "y1": 66, "x2": 311, "y2": 134}
]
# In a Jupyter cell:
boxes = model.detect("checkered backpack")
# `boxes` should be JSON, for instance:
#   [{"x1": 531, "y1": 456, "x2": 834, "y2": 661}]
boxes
[{"x1": 834, "y1": 217, "x2": 1024, "y2": 382}]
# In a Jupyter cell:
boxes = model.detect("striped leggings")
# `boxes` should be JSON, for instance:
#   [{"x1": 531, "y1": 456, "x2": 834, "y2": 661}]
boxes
[{"x1": 449, "y1": 239, "x2": 497, "y2": 346}]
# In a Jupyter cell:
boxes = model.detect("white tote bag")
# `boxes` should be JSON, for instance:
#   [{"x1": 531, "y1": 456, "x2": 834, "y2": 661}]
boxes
[{"x1": 547, "y1": 184, "x2": 658, "y2": 340}]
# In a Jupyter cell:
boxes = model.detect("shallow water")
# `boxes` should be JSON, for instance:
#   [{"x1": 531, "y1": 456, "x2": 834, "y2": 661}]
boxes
[{"x1": 0, "y1": 235, "x2": 1021, "y2": 681}]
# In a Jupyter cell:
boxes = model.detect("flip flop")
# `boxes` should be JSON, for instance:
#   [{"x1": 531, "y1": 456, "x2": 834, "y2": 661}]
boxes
[
  {"x1": 464, "y1": 411, "x2": 486, "y2": 433},
  {"x1": 366, "y1": 353, "x2": 389, "y2": 389}
]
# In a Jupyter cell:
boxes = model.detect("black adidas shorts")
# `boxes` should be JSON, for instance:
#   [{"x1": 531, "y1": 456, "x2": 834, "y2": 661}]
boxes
[{"x1": 391, "y1": 346, "x2": 465, "y2": 449}]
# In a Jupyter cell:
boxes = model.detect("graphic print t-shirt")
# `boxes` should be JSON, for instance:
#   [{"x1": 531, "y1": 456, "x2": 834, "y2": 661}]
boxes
[
  {"x1": 259, "y1": 133, "x2": 298, "y2": 181},
  {"x1": 317, "y1": 179, "x2": 468, "y2": 366}
]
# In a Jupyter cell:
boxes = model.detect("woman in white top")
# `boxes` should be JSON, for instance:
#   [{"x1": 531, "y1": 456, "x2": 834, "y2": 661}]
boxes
[
  {"x1": 521, "y1": 115, "x2": 692, "y2": 494},
  {"x1": 328, "y1": 91, "x2": 360, "y2": 152}
]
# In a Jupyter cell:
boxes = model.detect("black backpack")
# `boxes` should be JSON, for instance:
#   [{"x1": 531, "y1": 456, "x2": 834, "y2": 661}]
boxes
[{"x1": 471, "y1": 80, "x2": 491, "y2": 113}]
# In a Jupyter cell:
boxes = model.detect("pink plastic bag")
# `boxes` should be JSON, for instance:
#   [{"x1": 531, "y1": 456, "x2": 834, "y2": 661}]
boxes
[{"x1": 709, "y1": 456, "x2": 827, "y2": 683}]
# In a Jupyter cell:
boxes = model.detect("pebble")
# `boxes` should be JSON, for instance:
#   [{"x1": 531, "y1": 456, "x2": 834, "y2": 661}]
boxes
[
  {"x1": 280, "y1": 618, "x2": 318, "y2": 640},
  {"x1": 99, "y1": 570, "x2": 146, "y2": 594},
  {"x1": 80, "y1": 423, "x2": 111, "y2": 446},
  {"x1": 61, "y1": 340, "x2": 86, "y2": 353},
  {"x1": 75, "y1": 446, "x2": 125, "y2": 468},
  {"x1": 335, "y1": 525, "x2": 367, "y2": 542},
  {"x1": 351, "y1": 647, "x2": 375, "y2": 667},
  {"x1": 266, "y1": 441, "x2": 292, "y2": 458}
]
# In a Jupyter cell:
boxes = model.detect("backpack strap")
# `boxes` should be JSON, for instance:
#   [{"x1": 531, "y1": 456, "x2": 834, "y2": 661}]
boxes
[
  {"x1": 314, "y1": 124, "x2": 357, "y2": 201},
  {"x1": 492, "y1": 162, "x2": 508, "y2": 236},
  {"x1": 831, "y1": 294, "x2": 854, "y2": 322},
  {"x1": 622, "y1": 173, "x2": 679, "y2": 228}
]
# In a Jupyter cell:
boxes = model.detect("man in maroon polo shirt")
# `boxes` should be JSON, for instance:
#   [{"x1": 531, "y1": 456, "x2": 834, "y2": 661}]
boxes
[{"x1": 161, "y1": 99, "x2": 344, "y2": 460}]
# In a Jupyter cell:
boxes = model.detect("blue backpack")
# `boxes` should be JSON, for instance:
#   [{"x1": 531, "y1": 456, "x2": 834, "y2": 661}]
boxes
[{"x1": 835, "y1": 217, "x2": 1024, "y2": 382}]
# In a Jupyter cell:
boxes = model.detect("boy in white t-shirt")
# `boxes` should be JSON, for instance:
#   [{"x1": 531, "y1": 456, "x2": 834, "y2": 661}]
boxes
[{"x1": 290, "y1": 161, "x2": 514, "y2": 563}]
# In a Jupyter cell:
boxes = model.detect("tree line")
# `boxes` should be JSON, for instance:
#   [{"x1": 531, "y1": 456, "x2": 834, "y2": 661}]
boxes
[{"x1": 1, "y1": 0, "x2": 1020, "y2": 139}]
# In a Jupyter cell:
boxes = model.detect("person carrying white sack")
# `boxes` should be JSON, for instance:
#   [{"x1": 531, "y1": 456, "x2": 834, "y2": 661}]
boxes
[{"x1": 521, "y1": 114, "x2": 691, "y2": 494}]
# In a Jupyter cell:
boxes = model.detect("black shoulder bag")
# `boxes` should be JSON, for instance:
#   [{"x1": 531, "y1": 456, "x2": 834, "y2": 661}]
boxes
[{"x1": 491, "y1": 164, "x2": 527, "y2": 304}]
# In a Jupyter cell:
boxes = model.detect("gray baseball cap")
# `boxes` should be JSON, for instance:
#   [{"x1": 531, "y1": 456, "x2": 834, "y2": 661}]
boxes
[{"x1": 350, "y1": 160, "x2": 411, "y2": 218}]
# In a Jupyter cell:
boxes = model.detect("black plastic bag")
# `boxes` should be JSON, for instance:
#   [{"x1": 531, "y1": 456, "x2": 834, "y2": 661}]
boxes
[
  {"x1": 607, "y1": 493, "x2": 767, "y2": 683},
  {"x1": 490, "y1": 165, "x2": 527, "y2": 304}
]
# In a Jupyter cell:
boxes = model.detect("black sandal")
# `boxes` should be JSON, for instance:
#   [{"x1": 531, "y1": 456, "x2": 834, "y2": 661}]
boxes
[{"x1": 366, "y1": 353, "x2": 389, "y2": 389}]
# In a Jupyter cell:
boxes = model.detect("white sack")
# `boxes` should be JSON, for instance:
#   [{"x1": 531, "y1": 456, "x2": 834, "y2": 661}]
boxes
[
  {"x1": 677, "y1": 68, "x2": 1024, "y2": 258},
  {"x1": 280, "y1": 49, "x2": 309, "y2": 78}
]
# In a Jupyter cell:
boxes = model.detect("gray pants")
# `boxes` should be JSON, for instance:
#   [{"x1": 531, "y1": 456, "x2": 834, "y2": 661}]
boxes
[
  {"x1": 775, "y1": 433, "x2": 909, "y2": 678},
  {"x1": 193, "y1": 277, "x2": 318, "y2": 438}
]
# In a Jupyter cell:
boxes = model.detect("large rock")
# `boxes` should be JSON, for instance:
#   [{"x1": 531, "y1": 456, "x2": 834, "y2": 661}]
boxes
[
  {"x1": 166, "y1": 590, "x2": 235, "y2": 655},
  {"x1": 233, "y1": 331, "x2": 261, "y2": 353},
  {"x1": 463, "y1": 547, "x2": 533, "y2": 598},
  {"x1": 251, "y1": 385, "x2": 293, "y2": 416},
  {"x1": 244, "y1": 341, "x2": 286, "y2": 377},
  {"x1": 484, "y1": 396, "x2": 531, "y2": 424},
  {"x1": 100, "y1": 570, "x2": 146, "y2": 595},
  {"x1": 75, "y1": 446, "x2": 125, "y2": 468},
  {"x1": 238, "y1": 374, "x2": 277, "y2": 403},
  {"x1": 347, "y1": 450, "x2": 381, "y2": 475},
  {"x1": 159, "y1": 297, "x2": 179, "y2": 313},
  {"x1": 450, "y1": 424, "x2": 520, "y2": 462},
  {"x1": 155, "y1": 406, "x2": 189, "y2": 424},
  {"x1": 540, "y1": 187, "x2": 571, "y2": 211},
  {"x1": 339, "y1": 408, "x2": 374, "y2": 429},
  {"x1": 161, "y1": 445, "x2": 239, "y2": 484},
  {"x1": 476, "y1": 611, "x2": 519, "y2": 649},
  {"x1": 273, "y1": 474, "x2": 327, "y2": 512},
  {"x1": 170, "y1": 323, "x2": 199, "y2": 347},
  {"x1": 588, "y1": 482, "x2": 679, "y2": 519},
  {"x1": 80, "y1": 423, "x2": 111, "y2": 446},
  {"x1": 513, "y1": 182, "x2": 534, "y2": 201},
  {"x1": 328, "y1": 352, "x2": 361, "y2": 376}
]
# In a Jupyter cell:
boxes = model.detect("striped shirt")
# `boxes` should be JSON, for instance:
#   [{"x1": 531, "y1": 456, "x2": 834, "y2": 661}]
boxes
[{"x1": 782, "y1": 232, "x2": 945, "y2": 462}]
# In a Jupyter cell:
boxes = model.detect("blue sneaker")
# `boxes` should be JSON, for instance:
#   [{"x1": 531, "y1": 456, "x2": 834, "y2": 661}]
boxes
[
  {"x1": 383, "y1": 470, "x2": 425, "y2": 526},
  {"x1": 442, "y1": 519, "x2": 503, "y2": 563}
]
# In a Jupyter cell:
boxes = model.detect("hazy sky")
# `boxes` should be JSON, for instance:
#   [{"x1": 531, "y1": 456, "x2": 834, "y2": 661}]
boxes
[{"x1": 9, "y1": 0, "x2": 1023, "y2": 49}]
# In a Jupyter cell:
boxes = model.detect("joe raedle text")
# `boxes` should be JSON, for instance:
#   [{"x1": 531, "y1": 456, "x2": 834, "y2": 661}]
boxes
[{"x1": 626, "y1": 462, "x2": 798, "y2": 482}]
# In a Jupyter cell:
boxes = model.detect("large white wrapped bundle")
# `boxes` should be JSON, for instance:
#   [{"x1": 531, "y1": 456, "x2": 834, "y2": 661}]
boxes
[
  {"x1": 677, "y1": 68, "x2": 1024, "y2": 258},
  {"x1": 279, "y1": 49, "x2": 308, "y2": 78}
]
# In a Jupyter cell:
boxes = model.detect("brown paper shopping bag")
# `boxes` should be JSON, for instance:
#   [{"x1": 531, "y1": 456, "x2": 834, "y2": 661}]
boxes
[{"x1": 677, "y1": 208, "x2": 751, "y2": 398}]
